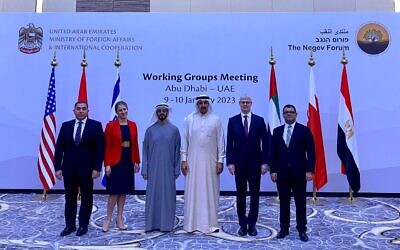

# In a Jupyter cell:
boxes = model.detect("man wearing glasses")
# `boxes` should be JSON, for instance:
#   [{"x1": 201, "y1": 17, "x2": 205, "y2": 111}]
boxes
[{"x1": 270, "y1": 104, "x2": 315, "y2": 242}]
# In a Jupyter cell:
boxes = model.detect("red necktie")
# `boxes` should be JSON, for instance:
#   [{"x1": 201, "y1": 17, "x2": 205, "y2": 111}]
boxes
[{"x1": 244, "y1": 115, "x2": 249, "y2": 137}]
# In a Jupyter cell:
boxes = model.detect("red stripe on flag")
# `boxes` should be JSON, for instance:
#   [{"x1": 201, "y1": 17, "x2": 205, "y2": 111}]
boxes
[
  {"x1": 340, "y1": 65, "x2": 353, "y2": 120},
  {"x1": 308, "y1": 103, "x2": 327, "y2": 190},
  {"x1": 78, "y1": 67, "x2": 88, "y2": 102},
  {"x1": 38, "y1": 120, "x2": 56, "y2": 190},
  {"x1": 269, "y1": 65, "x2": 278, "y2": 98},
  {"x1": 307, "y1": 67, "x2": 327, "y2": 190}
]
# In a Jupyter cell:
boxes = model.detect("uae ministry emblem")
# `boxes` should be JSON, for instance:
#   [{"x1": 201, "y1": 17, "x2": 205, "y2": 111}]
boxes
[{"x1": 18, "y1": 23, "x2": 43, "y2": 54}]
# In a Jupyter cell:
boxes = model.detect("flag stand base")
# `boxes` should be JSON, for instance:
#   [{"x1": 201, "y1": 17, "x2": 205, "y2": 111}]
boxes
[
  {"x1": 339, "y1": 187, "x2": 363, "y2": 205},
  {"x1": 308, "y1": 187, "x2": 328, "y2": 205},
  {"x1": 308, "y1": 196, "x2": 328, "y2": 206},
  {"x1": 35, "y1": 191, "x2": 57, "y2": 201},
  {"x1": 338, "y1": 197, "x2": 365, "y2": 205},
  {"x1": 274, "y1": 192, "x2": 280, "y2": 204}
]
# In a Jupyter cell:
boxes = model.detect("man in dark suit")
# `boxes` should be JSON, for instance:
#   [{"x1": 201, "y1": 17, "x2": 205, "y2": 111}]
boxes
[
  {"x1": 55, "y1": 101, "x2": 104, "y2": 237},
  {"x1": 270, "y1": 104, "x2": 315, "y2": 242},
  {"x1": 226, "y1": 95, "x2": 268, "y2": 236}
]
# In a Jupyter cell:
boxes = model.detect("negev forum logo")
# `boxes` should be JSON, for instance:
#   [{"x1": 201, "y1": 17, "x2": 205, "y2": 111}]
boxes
[{"x1": 357, "y1": 22, "x2": 389, "y2": 55}]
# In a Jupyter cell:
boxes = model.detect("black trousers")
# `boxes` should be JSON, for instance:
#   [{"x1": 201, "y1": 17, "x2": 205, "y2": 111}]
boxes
[
  {"x1": 234, "y1": 166, "x2": 261, "y2": 228},
  {"x1": 63, "y1": 174, "x2": 94, "y2": 228},
  {"x1": 276, "y1": 170, "x2": 307, "y2": 233}
]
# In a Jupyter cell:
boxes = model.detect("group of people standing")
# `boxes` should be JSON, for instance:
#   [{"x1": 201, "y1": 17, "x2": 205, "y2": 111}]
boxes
[{"x1": 54, "y1": 94, "x2": 315, "y2": 243}]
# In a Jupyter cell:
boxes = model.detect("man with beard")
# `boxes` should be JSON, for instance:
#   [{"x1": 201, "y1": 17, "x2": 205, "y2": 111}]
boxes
[
  {"x1": 181, "y1": 94, "x2": 225, "y2": 233},
  {"x1": 270, "y1": 104, "x2": 315, "y2": 242},
  {"x1": 142, "y1": 103, "x2": 181, "y2": 232},
  {"x1": 55, "y1": 101, "x2": 104, "y2": 237}
]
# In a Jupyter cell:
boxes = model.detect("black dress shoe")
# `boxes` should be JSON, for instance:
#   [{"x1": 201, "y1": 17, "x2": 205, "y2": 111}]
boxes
[
  {"x1": 248, "y1": 226, "x2": 258, "y2": 236},
  {"x1": 276, "y1": 230, "x2": 289, "y2": 239},
  {"x1": 299, "y1": 231, "x2": 309, "y2": 242},
  {"x1": 60, "y1": 227, "x2": 76, "y2": 236},
  {"x1": 238, "y1": 226, "x2": 247, "y2": 236},
  {"x1": 76, "y1": 226, "x2": 88, "y2": 236}
]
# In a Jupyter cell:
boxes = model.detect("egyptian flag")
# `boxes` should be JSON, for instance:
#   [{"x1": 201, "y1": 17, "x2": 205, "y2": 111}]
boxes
[
  {"x1": 78, "y1": 67, "x2": 87, "y2": 102},
  {"x1": 337, "y1": 64, "x2": 360, "y2": 193}
]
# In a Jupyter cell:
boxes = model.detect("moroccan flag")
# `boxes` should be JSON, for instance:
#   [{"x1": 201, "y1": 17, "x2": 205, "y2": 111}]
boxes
[
  {"x1": 337, "y1": 64, "x2": 360, "y2": 193},
  {"x1": 267, "y1": 64, "x2": 281, "y2": 137},
  {"x1": 37, "y1": 67, "x2": 57, "y2": 190},
  {"x1": 307, "y1": 66, "x2": 327, "y2": 190},
  {"x1": 78, "y1": 67, "x2": 87, "y2": 102},
  {"x1": 102, "y1": 70, "x2": 122, "y2": 187}
]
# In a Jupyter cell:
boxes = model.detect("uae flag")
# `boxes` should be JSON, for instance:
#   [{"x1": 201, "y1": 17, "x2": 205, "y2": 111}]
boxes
[
  {"x1": 307, "y1": 66, "x2": 327, "y2": 190},
  {"x1": 337, "y1": 64, "x2": 360, "y2": 193},
  {"x1": 267, "y1": 64, "x2": 281, "y2": 138}
]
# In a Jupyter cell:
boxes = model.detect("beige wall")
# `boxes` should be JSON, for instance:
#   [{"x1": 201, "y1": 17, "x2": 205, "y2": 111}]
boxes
[
  {"x1": 151, "y1": 0, "x2": 395, "y2": 12},
  {"x1": 0, "y1": 0, "x2": 36, "y2": 12},
  {"x1": 0, "y1": 0, "x2": 395, "y2": 12},
  {"x1": 42, "y1": 0, "x2": 76, "y2": 12}
]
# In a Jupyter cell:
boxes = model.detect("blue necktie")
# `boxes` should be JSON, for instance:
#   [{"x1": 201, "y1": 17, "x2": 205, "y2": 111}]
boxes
[
  {"x1": 75, "y1": 121, "x2": 83, "y2": 145},
  {"x1": 286, "y1": 125, "x2": 292, "y2": 147}
]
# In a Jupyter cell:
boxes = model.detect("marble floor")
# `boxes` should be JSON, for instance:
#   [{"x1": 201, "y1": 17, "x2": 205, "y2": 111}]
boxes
[{"x1": 0, "y1": 193, "x2": 399, "y2": 249}]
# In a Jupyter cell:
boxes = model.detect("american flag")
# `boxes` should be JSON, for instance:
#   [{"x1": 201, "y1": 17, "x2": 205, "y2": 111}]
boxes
[{"x1": 37, "y1": 67, "x2": 56, "y2": 190}]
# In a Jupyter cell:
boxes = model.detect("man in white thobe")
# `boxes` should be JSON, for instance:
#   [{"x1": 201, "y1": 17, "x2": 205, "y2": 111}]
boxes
[{"x1": 181, "y1": 94, "x2": 225, "y2": 233}]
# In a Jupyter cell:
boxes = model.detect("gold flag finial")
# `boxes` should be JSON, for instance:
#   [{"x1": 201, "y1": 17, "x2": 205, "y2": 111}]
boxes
[
  {"x1": 269, "y1": 47, "x2": 276, "y2": 65},
  {"x1": 50, "y1": 50, "x2": 58, "y2": 68},
  {"x1": 341, "y1": 48, "x2": 348, "y2": 65},
  {"x1": 114, "y1": 49, "x2": 122, "y2": 68},
  {"x1": 81, "y1": 49, "x2": 88, "y2": 67},
  {"x1": 308, "y1": 49, "x2": 315, "y2": 67}
]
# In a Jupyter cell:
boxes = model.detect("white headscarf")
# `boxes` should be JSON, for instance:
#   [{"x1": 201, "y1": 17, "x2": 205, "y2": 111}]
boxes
[
  {"x1": 186, "y1": 94, "x2": 212, "y2": 136},
  {"x1": 149, "y1": 102, "x2": 170, "y2": 126},
  {"x1": 194, "y1": 94, "x2": 212, "y2": 113}
]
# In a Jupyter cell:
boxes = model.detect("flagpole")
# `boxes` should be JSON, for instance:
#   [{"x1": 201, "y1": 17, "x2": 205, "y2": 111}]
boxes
[
  {"x1": 101, "y1": 49, "x2": 122, "y2": 188},
  {"x1": 341, "y1": 48, "x2": 348, "y2": 66},
  {"x1": 349, "y1": 187, "x2": 354, "y2": 203},
  {"x1": 269, "y1": 47, "x2": 280, "y2": 203},
  {"x1": 115, "y1": 48, "x2": 121, "y2": 68},
  {"x1": 76, "y1": 49, "x2": 88, "y2": 202},
  {"x1": 269, "y1": 46, "x2": 276, "y2": 65},
  {"x1": 41, "y1": 51, "x2": 58, "y2": 201},
  {"x1": 341, "y1": 49, "x2": 355, "y2": 204},
  {"x1": 81, "y1": 48, "x2": 88, "y2": 68},
  {"x1": 308, "y1": 49, "x2": 318, "y2": 204}
]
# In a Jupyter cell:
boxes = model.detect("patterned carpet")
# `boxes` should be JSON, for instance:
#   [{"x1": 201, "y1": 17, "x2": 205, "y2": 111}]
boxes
[{"x1": 0, "y1": 193, "x2": 399, "y2": 249}]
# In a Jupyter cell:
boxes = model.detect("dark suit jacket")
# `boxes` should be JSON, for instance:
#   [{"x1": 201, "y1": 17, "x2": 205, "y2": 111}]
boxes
[
  {"x1": 226, "y1": 113, "x2": 268, "y2": 169},
  {"x1": 270, "y1": 123, "x2": 315, "y2": 179},
  {"x1": 55, "y1": 119, "x2": 104, "y2": 177}
]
